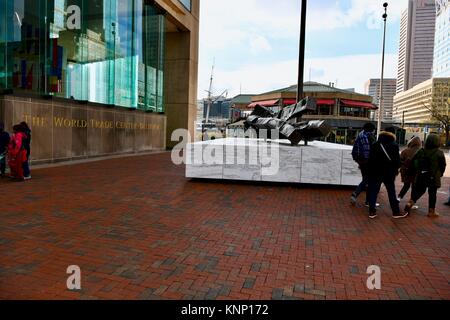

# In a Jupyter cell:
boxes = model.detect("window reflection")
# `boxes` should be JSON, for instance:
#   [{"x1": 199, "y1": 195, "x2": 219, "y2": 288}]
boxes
[{"x1": 0, "y1": 0, "x2": 165, "y2": 112}]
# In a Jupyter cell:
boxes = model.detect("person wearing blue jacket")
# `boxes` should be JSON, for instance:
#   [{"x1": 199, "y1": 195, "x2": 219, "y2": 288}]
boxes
[{"x1": 351, "y1": 123, "x2": 376, "y2": 206}]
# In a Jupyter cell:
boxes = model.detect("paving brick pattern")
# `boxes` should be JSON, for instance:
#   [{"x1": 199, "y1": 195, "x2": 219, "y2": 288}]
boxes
[{"x1": 0, "y1": 152, "x2": 449, "y2": 300}]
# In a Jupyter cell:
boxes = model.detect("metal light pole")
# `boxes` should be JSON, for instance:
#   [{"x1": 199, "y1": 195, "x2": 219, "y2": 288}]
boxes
[
  {"x1": 296, "y1": 0, "x2": 308, "y2": 103},
  {"x1": 377, "y1": 3, "x2": 388, "y2": 137},
  {"x1": 402, "y1": 110, "x2": 408, "y2": 129}
]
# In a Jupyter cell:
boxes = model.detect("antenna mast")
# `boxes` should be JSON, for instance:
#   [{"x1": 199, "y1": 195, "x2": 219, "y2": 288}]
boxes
[{"x1": 205, "y1": 61, "x2": 215, "y2": 125}]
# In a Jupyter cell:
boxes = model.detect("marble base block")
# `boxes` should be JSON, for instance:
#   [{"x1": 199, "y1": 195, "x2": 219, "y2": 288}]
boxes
[{"x1": 186, "y1": 138, "x2": 360, "y2": 186}]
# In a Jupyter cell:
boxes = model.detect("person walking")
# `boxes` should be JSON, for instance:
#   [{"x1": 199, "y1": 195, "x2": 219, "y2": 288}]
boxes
[
  {"x1": 367, "y1": 127, "x2": 407, "y2": 219},
  {"x1": 0, "y1": 122, "x2": 10, "y2": 177},
  {"x1": 398, "y1": 136, "x2": 422, "y2": 200},
  {"x1": 19, "y1": 122, "x2": 32, "y2": 180},
  {"x1": 351, "y1": 123, "x2": 377, "y2": 207},
  {"x1": 405, "y1": 134, "x2": 447, "y2": 217},
  {"x1": 7, "y1": 124, "x2": 27, "y2": 180}
]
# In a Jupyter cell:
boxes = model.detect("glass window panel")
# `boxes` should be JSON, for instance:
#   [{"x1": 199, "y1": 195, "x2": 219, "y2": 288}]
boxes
[
  {"x1": 3, "y1": 0, "x2": 46, "y2": 95},
  {"x1": 83, "y1": 0, "x2": 115, "y2": 104},
  {"x1": 1, "y1": 0, "x2": 164, "y2": 112},
  {"x1": 114, "y1": 0, "x2": 134, "y2": 108},
  {"x1": 144, "y1": 5, "x2": 165, "y2": 113},
  {"x1": 178, "y1": 0, "x2": 191, "y2": 11},
  {"x1": 0, "y1": 0, "x2": 11, "y2": 89}
]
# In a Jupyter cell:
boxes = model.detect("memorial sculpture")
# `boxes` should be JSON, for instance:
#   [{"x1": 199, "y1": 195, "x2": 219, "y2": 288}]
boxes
[{"x1": 244, "y1": 97, "x2": 331, "y2": 145}]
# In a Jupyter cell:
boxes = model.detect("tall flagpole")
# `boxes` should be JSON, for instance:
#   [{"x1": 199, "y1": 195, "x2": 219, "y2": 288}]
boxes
[
  {"x1": 377, "y1": 3, "x2": 388, "y2": 137},
  {"x1": 296, "y1": 0, "x2": 307, "y2": 103}
]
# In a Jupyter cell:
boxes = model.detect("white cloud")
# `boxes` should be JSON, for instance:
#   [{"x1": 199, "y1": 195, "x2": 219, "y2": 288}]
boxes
[
  {"x1": 198, "y1": 0, "x2": 408, "y2": 98},
  {"x1": 307, "y1": 0, "x2": 407, "y2": 31},
  {"x1": 200, "y1": 54, "x2": 398, "y2": 99},
  {"x1": 200, "y1": 0, "x2": 408, "y2": 49},
  {"x1": 249, "y1": 35, "x2": 272, "y2": 54}
]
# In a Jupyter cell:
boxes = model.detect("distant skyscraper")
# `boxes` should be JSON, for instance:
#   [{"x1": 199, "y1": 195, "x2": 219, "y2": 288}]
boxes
[
  {"x1": 365, "y1": 79, "x2": 397, "y2": 121},
  {"x1": 396, "y1": 0, "x2": 436, "y2": 94},
  {"x1": 433, "y1": 0, "x2": 450, "y2": 77}
]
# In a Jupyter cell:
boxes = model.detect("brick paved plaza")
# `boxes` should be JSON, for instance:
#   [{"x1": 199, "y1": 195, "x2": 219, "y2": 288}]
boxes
[{"x1": 0, "y1": 152, "x2": 449, "y2": 300}]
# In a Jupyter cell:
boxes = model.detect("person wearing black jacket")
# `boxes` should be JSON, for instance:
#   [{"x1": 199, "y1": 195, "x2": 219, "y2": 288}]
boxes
[
  {"x1": 0, "y1": 122, "x2": 10, "y2": 176},
  {"x1": 19, "y1": 122, "x2": 31, "y2": 180},
  {"x1": 367, "y1": 128, "x2": 407, "y2": 219}
]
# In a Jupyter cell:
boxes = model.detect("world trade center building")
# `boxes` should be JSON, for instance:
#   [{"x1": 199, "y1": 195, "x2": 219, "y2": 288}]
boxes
[{"x1": 0, "y1": 0, "x2": 199, "y2": 163}]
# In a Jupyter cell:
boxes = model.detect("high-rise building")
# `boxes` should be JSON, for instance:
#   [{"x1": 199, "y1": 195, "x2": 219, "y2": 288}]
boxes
[
  {"x1": 365, "y1": 79, "x2": 397, "y2": 121},
  {"x1": 396, "y1": 0, "x2": 436, "y2": 94},
  {"x1": 393, "y1": 78, "x2": 450, "y2": 124},
  {"x1": 433, "y1": 0, "x2": 450, "y2": 77}
]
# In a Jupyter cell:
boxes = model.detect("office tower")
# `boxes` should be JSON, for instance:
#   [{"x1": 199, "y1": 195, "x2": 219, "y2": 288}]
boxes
[
  {"x1": 433, "y1": 0, "x2": 450, "y2": 77},
  {"x1": 365, "y1": 78, "x2": 397, "y2": 121},
  {"x1": 396, "y1": 0, "x2": 436, "y2": 94}
]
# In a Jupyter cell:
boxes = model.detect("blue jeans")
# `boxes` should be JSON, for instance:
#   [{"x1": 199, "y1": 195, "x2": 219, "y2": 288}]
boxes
[
  {"x1": 353, "y1": 165, "x2": 370, "y2": 203},
  {"x1": 368, "y1": 176, "x2": 400, "y2": 214},
  {"x1": 0, "y1": 156, "x2": 5, "y2": 174},
  {"x1": 23, "y1": 156, "x2": 30, "y2": 177}
]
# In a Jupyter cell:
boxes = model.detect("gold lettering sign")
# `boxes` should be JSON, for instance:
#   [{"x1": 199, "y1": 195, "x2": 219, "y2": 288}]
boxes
[{"x1": 21, "y1": 114, "x2": 161, "y2": 131}]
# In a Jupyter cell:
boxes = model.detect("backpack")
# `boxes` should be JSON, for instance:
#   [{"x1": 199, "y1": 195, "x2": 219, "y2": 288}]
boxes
[{"x1": 414, "y1": 149, "x2": 438, "y2": 184}]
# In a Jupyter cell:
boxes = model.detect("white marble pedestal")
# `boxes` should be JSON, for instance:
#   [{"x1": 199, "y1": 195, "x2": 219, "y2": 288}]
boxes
[{"x1": 185, "y1": 138, "x2": 360, "y2": 186}]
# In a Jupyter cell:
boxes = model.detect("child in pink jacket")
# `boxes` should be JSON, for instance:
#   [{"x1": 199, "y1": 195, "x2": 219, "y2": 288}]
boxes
[{"x1": 8, "y1": 124, "x2": 27, "y2": 179}]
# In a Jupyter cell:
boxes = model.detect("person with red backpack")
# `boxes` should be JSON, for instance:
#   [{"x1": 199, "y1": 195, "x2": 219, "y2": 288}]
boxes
[{"x1": 7, "y1": 124, "x2": 28, "y2": 180}]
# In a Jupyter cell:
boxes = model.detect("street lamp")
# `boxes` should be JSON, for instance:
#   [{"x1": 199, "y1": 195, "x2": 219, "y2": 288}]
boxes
[
  {"x1": 296, "y1": 0, "x2": 308, "y2": 103},
  {"x1": 402, "y1": 110, "x2": 408, "y2": 129},
  {"x1": 377, "y1": 2, "x2": 388, "y2": 137}
]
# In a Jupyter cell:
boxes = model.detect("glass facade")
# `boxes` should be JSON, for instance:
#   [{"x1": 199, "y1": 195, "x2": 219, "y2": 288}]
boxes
[
  {"x1": 0, "y1": 0, "x2": 165, "y2": 112},
  {"x1": 433, "y1": 3, "x2": 450, "y2": 77}
]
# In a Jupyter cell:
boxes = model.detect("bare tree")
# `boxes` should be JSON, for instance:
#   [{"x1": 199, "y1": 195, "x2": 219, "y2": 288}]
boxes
[{"x1": 422, "y1": 96, "x2": 450, "y2": 146}]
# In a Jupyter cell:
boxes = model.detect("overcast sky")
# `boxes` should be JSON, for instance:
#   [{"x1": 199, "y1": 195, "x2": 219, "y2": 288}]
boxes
[{"x1": 198, "y1": 0, "x2": 409, "y2": 99}]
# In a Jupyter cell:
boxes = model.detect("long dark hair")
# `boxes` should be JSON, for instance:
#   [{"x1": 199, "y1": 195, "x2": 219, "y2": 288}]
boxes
[
  {"x1": 19, "y1": 121, "x2": 31, "y2": 133},
  {"x1": 12, "y1": 124, "x2": 22, "y2": 133}
]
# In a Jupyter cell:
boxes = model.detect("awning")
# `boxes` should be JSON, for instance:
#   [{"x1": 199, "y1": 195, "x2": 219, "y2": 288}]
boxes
[
  {"x1": 341, "y1": 99, "x2": 377, "y2": 109},
  {"x1": 282, "y1": 98, "x2": 297, "y2": 105},
  {"x1": 248, "y1": 99, "x2": 280, "y2": 108},
  {"x1": 282, "y1": 98, "x2": 335, "y2": 106},
  {"x1": 317, "y1": 99, "x2": 335, "y2": 105}
]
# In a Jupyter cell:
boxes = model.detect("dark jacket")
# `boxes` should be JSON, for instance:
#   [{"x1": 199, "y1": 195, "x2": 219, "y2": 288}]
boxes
[
  {"x1": 352, "y1": 130, "x2": 375, "y2": 165},
  {"x1": 0, "y1": 131, "x2": 10, "y2": 155},
  {"x1": 400, "y1": 136, "x2": 421, "y2": 183},
  {"x1": 413, "y1": 134, "x2": 446, "y2": 188},
  {"x1": 368, "y1": 131, "x2": 400, "y2": 179},
  {"x1": 22, "y1": 128, "x2": 31, "y2": 157}
]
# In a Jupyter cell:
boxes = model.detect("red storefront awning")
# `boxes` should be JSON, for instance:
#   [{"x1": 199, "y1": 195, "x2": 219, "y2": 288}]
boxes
[
  {"x1": 282, "y1": 99, "x2": 297, "y2": 105},
  {"x1": 282, "y1": 98, "x2": 335, "y2": 106},
  {"x1": 248, "y1": 99, "x2": 280, "y2": 108},
  {"x1": 317, "y1": 99, "x2": 335, "y2": 105},
  {"x1": 341, "y1": 99, "x2": 377, "y2": 110}
]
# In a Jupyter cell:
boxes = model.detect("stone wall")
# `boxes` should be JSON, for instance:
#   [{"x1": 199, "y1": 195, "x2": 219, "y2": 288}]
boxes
[{"x1": 0, "y1": 95, "x2": 166, "y2": 164}]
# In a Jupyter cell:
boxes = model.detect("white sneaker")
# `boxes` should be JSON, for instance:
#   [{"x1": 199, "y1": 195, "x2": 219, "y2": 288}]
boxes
[
  {"x1": 412, "y1": 205, "x2": 418, "y2": 210},
  {"x1": 23, "y1": 176, "x2": 32, "y2": 181},
  {"x1": 365, "y1": 203, "x2": 380, "y2": 208}
]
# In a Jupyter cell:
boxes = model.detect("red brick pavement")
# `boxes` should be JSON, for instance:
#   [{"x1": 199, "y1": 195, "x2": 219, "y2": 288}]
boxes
[{"x1": 0, "y1": 152, "x2": 449, "y2": 300}]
